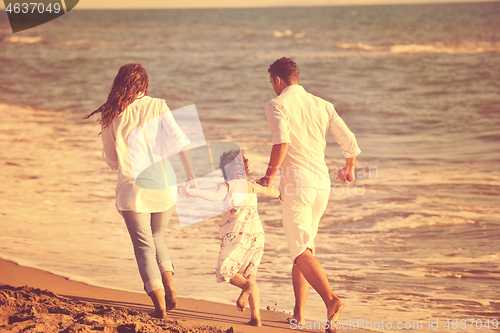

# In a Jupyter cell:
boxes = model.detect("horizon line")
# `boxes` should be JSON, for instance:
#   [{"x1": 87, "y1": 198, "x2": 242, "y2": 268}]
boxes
[{"x1": 1, "y1": 0, "x2": 497, "y2": 10}]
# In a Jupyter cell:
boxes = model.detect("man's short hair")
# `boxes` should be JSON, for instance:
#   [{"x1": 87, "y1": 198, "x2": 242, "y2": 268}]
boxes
[{"x1": 268, "y1": 57, "x2": 300, "y2": 84}]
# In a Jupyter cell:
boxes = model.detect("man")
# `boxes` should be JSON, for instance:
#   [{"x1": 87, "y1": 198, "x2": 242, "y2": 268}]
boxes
[{"x1": 257, "y1": 57, "x2": 361, "y2": 331}]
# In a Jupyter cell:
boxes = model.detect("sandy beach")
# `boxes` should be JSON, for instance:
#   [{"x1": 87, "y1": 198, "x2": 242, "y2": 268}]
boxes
[{"x1": 1, "y1": 258, "x2": 341, "y2": 333}]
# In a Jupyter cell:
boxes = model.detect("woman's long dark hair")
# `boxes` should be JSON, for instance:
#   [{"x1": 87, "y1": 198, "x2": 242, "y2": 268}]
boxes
[{"x1": 84, "y1": 63, "x2": 149, "y2": 129}]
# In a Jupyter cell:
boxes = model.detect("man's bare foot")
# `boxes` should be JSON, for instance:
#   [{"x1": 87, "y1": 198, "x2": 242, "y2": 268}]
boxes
[
  {"x1": 248, "y1": 318, "x2": 262, "y2": 327},
  {"x1": 325, "y1": 297, "x2": 344, "y2": 333},
  {"x1": 287, "y1": 306, "x2": 306, "y2": 326},
  {"x1": 236, "y1": 281, "x2": 254, "y2": 312},
  {"x1": 287, "y1": 316, "x2": 305, "y2": 326},
  {"x1": 287, "y1": 318, "x2": 305, "y2": 329},
  {"x1": 165, "y1": 286, "x2": 177, "y2": 311}
]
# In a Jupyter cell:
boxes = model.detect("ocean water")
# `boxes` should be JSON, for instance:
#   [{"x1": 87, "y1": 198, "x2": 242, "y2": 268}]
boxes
[{"x1": 1, "y1": 3, "x2": 500, "y2": 331}]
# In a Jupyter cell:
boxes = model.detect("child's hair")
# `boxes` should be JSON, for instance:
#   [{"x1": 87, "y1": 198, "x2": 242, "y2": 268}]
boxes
[{"x1": 219, "y1": 150, "x2": 249, "y2": 181}]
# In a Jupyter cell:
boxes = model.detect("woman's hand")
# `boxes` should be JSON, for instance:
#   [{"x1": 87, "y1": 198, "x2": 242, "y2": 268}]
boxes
[
  {"x1": 178, "y1": 184, "x2": 196, "y2": 198},
  {"x1": 186, "y1": 179, "x2": 198, "y2": 189},
  {"x1": 178, "y1": 185, "x2": 189, "y2": 198}
]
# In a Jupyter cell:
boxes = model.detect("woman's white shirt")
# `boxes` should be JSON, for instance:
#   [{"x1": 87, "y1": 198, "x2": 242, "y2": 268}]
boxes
[{"x1": 101, "y1": 96, "x2": 190, "y2": 213}]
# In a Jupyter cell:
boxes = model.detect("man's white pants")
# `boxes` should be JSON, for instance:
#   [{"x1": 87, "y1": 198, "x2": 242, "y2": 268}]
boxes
[{"x1": 281, "y1": 186, "x2": 330, "y2": 262}]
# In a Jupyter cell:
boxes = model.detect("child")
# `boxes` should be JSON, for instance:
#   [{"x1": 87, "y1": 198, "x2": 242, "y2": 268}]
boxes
[{"x1": 179, "y1": 150, "x2": 279, "y2": 327}]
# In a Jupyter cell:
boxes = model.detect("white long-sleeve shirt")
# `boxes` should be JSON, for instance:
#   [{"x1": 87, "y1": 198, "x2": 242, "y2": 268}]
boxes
[
  {"x1": 101, "y1": 96, "x2": 190, "y2": 213},
  {"x1": 265, "y1": 85, "x2": 361, "y2": 189}
]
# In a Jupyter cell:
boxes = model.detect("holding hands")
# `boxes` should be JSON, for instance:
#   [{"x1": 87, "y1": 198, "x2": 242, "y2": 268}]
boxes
[
  {"x1": 255, "y1": 175, "x2": 272, "y2": 187},
  {"x1": 178, "y1": 185, "x2": 191, "y2": 198},
  {"x1": 178, "y1": 179, "x2": 198, "y2": 198}
]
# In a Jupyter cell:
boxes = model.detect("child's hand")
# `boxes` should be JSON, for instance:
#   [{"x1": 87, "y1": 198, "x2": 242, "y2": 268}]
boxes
[
  {"x1": 252, "y1": 181, "x2": 280, "y2": 199},
  {"x1": 186, "y1": 187, "x2": 195, "y2": 198},
  {"x1": 178, "y1": 185, "x2": 189, "y2": 198}
]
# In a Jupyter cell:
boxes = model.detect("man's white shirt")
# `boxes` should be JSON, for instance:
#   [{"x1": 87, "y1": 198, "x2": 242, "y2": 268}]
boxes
[{"x1": 265, "y1": 85, "x2": 361, "y2": 190}]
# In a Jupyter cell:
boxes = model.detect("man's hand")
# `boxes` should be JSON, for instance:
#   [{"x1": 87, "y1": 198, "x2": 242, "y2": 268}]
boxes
[
  {"x1": 336, "y1": 165, "x2": 355, "y2": 184},
  {"x1": 256, "y1": 175, "x2": 273, "y2": 187},
  {"x1": 257, "y1": 143, "x2": 289, "y2": 187}
]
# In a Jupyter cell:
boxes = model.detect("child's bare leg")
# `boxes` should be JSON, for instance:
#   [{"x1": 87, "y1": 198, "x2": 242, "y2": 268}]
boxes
[
  {"x1": 229, "y1": 273, "x2": 254, "y2": 312},
  {"x1": 246, "y1": 275, "x2": 262, "y2": 327}
]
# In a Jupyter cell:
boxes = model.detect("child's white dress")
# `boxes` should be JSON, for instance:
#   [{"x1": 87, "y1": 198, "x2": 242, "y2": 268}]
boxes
[{"x1": 215, "y1": 181, "x2": 265, "y2": 283}]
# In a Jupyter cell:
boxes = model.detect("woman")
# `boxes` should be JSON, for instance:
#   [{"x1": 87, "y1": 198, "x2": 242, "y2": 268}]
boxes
[{"x1": 85, "y1": 63, "x2": 196, "y2": 318}]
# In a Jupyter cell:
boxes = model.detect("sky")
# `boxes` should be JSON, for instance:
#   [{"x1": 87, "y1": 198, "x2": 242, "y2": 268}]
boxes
[
  {"x1": 76, "y1": 0, "x2": 496, "y2": 9},
  {"x1": 1, "y1": 0, "x2": 496, "y2": 10}
]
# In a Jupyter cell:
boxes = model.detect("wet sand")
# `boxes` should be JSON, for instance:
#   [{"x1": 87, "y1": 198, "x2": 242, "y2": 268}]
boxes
[{"x1": 0, "y1": 259, "x2": 373, "y2": 333}]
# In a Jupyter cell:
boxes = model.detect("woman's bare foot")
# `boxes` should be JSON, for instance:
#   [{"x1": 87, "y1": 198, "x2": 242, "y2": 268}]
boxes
[
  {"x1": 325, "y1": 297, "x2": 344, "y2": 333},
  {"x1": 248, "y1": 317, "x2": 262, "y2": 327},
  {"x1": 150, "y1": 309, "x2": 168, "y2": 319},
  {"x1": 165, "y1": 286, "x2": 177, "y2": 311},
  {"x1": 148, "y1": 288, "x2": 167, "y2": 319},
  {"x1": 236, "y1": 281, "x2": 254, "y2": 312},
  {"x1": 162, "y1": 271, "x2": 177, "y2": 310}
]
